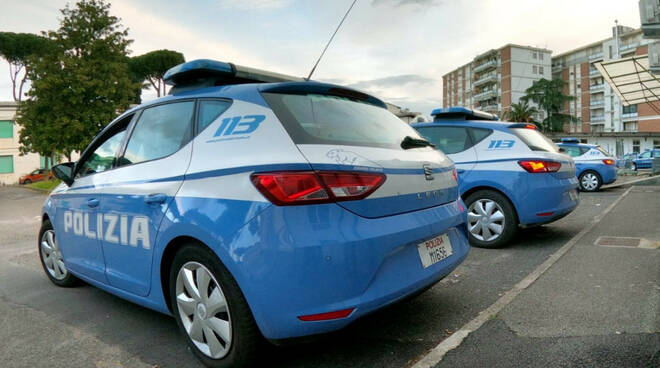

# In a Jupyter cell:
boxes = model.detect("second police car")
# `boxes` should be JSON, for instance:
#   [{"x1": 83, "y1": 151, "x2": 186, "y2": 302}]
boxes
[
  {"x1": 42, "y1": 60, "x2": 469, "y2": 367},
  {"x1": 556, "y1": 138, "x2": 617, "y2": 192},
  {"x1": 413, "y1": 107, "x2": 579, "y2": 248}
]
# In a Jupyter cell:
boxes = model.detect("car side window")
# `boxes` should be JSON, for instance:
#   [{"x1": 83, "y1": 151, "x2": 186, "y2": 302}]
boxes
[
  {"x1": 198, "y1": 100, "x2": 232, "y2": 133},
  {"x1": 562, "y1": 146, "x2": 581, "y2": 157},
  {"x1": 76, "y1": 129, "x2": 127, "y2": 178},
  {"x1": 639, "y1": 151, "x2": 651, "y2": 158},
  {"x1": 654, "y1": 151, "x2": 660, "y2": 158},
  {"x1": 120, "y1": 101, "x2": 195, "y2": 166},
  {"x1": 416, "y1": 126, "x2": 471, "y2": 154},
  {"x1": 469, "y1": 128, "x2": 492, "y2": 145},
  {"x1": 579, "y1": 147, "x2": 591, "y2": 155}
]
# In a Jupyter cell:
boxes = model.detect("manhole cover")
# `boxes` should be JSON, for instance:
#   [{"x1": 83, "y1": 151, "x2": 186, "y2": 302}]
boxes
[{"x1": 595, "y1": 236, "x2": 641, "y2": 247}]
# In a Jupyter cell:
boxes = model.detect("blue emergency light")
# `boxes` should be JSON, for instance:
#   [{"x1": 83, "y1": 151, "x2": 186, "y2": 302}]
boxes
[{"x1": 431, "y1": 107, "x2": 498, "y2": 121}]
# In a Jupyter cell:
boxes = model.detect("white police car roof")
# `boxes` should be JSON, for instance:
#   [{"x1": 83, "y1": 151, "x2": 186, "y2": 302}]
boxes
[
  {"x1": 431, "y1": 107, "x2": 499, "y2": 121},
  {"x1": 163, "y1": 59, "x2": 305, "y2": 93}
]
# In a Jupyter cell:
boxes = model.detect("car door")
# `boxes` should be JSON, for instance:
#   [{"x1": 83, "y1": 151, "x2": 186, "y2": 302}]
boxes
[
  {"x1": 416, "y1": 125, "x2": 478, "y2": 183},
  {"x1": 54, "y1": 121, "x2": 130, "y2": 283},
  {"x1": 95, "y1": 100, "x2": 196, "y2": 296},
  {"x1": 638, "y1": 151, "x2": 651, "y2": 168}
]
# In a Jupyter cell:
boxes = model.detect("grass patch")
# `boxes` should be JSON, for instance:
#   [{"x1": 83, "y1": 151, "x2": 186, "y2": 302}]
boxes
[{"x1": 26, "y1": 179, "x2": 61, "y2": 192}]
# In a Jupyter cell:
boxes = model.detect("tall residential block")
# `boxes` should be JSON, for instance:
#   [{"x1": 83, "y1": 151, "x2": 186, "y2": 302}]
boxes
[{"x1": 442, "y1": 44, "x2": 552, "y2": 119}]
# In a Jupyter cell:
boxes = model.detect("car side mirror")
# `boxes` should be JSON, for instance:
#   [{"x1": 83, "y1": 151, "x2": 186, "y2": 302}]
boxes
[{"x1": 52, "y1": 162, "x2": 75, "y2": 186}]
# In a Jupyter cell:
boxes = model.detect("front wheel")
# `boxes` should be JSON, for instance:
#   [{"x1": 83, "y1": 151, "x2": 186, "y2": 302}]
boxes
[
  {"x1": 579, "y1": 171, "x2": 602, "y2": 192},
  {"x1": 23, "y1": 179, "x2": 31, "y2": 185},
  {"x1": 169, "y1": 244, "x2": 261, "y2": 367},
  {"x1": 464, "y1": 190, "x2": 518, "y2": 248},
  {"x1": 38, "y1": 219, "x2": 79, "y2": 287}
]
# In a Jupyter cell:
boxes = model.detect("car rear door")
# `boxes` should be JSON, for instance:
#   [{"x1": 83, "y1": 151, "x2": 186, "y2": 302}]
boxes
[
  {"x1": 415, "y1": 125, "x2": 479, "y2": 185},
  {"x1": 95, "y1": 100, "x2": 196, "y2": 296},
  {"x1": 261, "y1": 91, "x2": 458, "y2": 218}
]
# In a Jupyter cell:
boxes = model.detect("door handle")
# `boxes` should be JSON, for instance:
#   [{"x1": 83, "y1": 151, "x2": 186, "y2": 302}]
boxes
[
  {"x1": 144, "y1": 193, "x2": 167, "y2": 204},
  {"x1": 86, "y1": 198, "x2": 100, "y2": 208}
]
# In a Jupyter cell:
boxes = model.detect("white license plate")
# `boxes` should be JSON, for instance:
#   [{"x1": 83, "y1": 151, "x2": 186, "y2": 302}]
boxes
[
  {"x1": 417, "y1": 233, "x2": 453, "y2": 269},
  {"x1": 569, "y1": 189, "x2": 578, "y2": 201}
]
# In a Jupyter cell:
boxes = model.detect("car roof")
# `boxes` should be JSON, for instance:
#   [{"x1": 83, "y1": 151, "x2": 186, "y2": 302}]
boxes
[
  {"x1": 412, "y1": 119, "x2": 523, "y2": 132},
  {"x1": 556, "y1": 142, "x2": 597, "y2": 148}
]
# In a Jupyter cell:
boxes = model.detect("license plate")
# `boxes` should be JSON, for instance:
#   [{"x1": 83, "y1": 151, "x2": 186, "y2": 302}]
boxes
[
  {"x1": 569, "y1": 189, "x2": 578, "y2": 201},
  {"x1": 417, "y1": 233, "x2": 453, "y2": 269}
]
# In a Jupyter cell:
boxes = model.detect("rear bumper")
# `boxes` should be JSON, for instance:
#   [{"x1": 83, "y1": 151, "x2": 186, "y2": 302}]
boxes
[
  {"x1": 600, "y1": 165, "x2": 617, "y2": 184},
  {"x1": 515, "y1": 174, "x2": 579, "y2": 226},
  {"x1": 230, "y1": 200, "x2": 469, "y2": 340}
]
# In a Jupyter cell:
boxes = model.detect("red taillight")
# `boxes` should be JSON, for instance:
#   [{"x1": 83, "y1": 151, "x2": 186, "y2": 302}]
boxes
[
  {"x1": 518, "y1": 160, "x2": 561, "y2": 173},
  {"x1": 452, "y1": 168, "x2": 458, "y2": 182},
  {"x1": 298, "y1": 308, "x2": 354, "y2": 321},
  {"x1": 602, "y1": 159, "x2": 614, "y2": 165},
  {"x1": 251, "y1": 171, "x2": 385, "y2": 206},
  {"x1": 525, "y1": 124, "x2": 537, "y2": 130}
]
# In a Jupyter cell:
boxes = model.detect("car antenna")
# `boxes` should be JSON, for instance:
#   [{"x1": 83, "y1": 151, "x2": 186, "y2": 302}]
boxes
[{"x1": 306, "y1": 0, "x2": 358, "y2": 81}]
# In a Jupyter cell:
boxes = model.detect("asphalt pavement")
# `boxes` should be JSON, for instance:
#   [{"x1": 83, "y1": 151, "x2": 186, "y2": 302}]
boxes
[{"x1": 0, "y1": 183, "x2": 657, "y2": 367}]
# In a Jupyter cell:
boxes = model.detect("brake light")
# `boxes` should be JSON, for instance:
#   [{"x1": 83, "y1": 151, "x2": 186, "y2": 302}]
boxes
[
  {"x1": 602, "y1": 159, "x2": 614, "y2": 165},
  {"x1": 525, "y1": 124, "x2": 536, "y2": 130},
  {"x1": 452, "y1": 168, "x2": 458, "y2": 182},
  {"x1": 518, "y1": 160, "x2": 561, "y2": 173},
  {"x1": 251, "y1": 171, "x2": 385, "y2": 206}
]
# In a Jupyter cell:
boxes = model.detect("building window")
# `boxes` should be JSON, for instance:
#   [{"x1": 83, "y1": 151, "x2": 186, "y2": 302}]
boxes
[
  {"x1": 0, "y1": 155, "x2": 13, "y2": 174},
  {"x1": 609, "y1": 45, "x2": 613, "y2": 59},
  {"x1": 624, "y1": 121, "x2": 638, "y2": 132},
  {"x1": 532, "y1": 52, "x2": 537, "y2": 59},
  {"x1": 654, "y1": 139, "x2": 660, "y2": 149},
  {"x1": 539, "y1": 66, "x2": 544, "y2": 75},
  {"x1": 633, "y1": 139, "x2": 640, "y2": 153},
  {"x1": 532, "y1": 65, "x2": 538, "y2": 74},
  {"x1": 622, "y1": 104, "x2": 638, "y2": 114},
  {"x1": 0, "y1": 120, "x2": 13, "y2": 138},
  {"x1": 539, "y1": 53, "x2": 544, "y2": 60}
]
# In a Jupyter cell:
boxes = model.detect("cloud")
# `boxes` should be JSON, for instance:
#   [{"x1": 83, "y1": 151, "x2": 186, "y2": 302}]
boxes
[
  {"x1": 371, "y1": 0, "x2": 440, "y2": 8},
  {"x1": 348, "y1": 74, "x2": 435, "y2": 90},
  {"x1": 218, "y1": 0, "x2": 291, "y2": 10}
]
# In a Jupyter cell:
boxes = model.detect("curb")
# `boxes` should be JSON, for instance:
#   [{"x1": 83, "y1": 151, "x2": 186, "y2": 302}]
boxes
[{"x1": 602, "y1": 174, "x2": 659, "y2": 189}]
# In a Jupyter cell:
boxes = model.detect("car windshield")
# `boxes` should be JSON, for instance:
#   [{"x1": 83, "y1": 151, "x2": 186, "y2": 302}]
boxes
[
  {"x1": 262, "y1": 92, "x2": 424, "y2": 149},
  {"x1": 510, "y1": 128, "x2": 559, "y2": 152}
]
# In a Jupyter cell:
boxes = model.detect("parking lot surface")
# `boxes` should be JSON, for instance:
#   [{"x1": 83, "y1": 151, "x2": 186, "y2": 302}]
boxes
[{"x1": 0, "y1": 184, "x2": 657, "y2": 367}]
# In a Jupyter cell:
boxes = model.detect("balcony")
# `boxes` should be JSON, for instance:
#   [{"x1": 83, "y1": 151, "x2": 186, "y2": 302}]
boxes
[
  {"x1": 589, "y1": 68, "x2": 600, "y2": 77},
  {"x1": 589, "y1": 100, "x2": 605, "y2": 108},
  {"x1": 622, "y1": 112, "x2": 639, "y2": 121},
  {"x1": 589, "y1": 84, "x2": 605, "y2": 93},
  {"x1": 480, "y1": 104, "x2": 499, "y2": 112},
  {"x1": 473, "y1": 73, "x2": 498, "y2": 87},
  {"x1": 590, "y1": 115, "x2": 606, "y2": 122},
  {"x1": 473, "y1": 89, "x2": 497, "y2": 101},
  {"x1": 589, "y1": 52, "x2": 604, "y2": 62},
  {"x1": 552, "y1": 63, "x2": 564, "y2": 73},
  {"x1": 473, "y1": 59, "x2": 497, "y2": 73},
  {"x1": 619, "y1": 42, "x2": 639, "y2": 52}
]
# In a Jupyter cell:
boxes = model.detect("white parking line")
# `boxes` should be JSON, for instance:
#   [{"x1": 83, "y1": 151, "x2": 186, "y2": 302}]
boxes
[{"x1": 410, "y1": 186, "x2": 633, "y2": 368}]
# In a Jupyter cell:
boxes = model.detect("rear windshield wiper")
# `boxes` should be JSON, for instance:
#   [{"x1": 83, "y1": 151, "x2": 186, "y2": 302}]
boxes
[{"x1": 401, "y1": 135, "x2": 434, "y2": 149}]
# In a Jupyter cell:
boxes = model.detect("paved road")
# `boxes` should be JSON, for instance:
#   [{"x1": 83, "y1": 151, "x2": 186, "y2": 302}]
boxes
[{"x1": 0, "y1": 185, "x2": 653, "y2": 367}]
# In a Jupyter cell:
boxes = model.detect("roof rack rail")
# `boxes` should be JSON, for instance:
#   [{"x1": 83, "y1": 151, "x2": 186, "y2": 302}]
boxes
[
  {"x1": 431, "y1": 107, "x2": 498, "y2": 121},
  {"x1": 163, "y1": 59, "x2": 305, "y2": 94}
]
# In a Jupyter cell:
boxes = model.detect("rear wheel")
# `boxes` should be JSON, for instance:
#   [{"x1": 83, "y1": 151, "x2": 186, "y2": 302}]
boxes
[
  {"x1": 579, "y1": 170, "x2": 601, "y2": 192},
  {"x1": 632, "y1": 163, "x2": 637, "y2": 171},
  {"x1": 464, "y1": 190, "x2": 518, "y2": 249},
  {"x1": 38, "y1": 219, "x2": 79, "y2": 287},
  {"x1": 169, "y1": 244, "x2": 261, "y2": 367},
  {"x1": 23, "y1": 179, "x2": 31, "y2": 185}
]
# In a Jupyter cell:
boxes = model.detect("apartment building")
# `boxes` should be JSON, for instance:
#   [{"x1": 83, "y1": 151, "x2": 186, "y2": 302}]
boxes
[
  {"x1": 551, "y1": 25, "x2": 660, "y2": 155},
  {"x1": 442, "y1": 44, "x2": 552, "y2": 118},
  {"x1": 0, "y1": 101, "x2": 52, "y2": 185}
]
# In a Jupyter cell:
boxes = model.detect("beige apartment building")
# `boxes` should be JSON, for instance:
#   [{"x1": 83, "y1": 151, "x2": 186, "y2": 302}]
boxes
[
  {"x1": 442, "y1": 44, "x2": 552, "y2": 119},
  {"x1": 551, "y1": 25, "x2": 660, "y2": 154},
  {"x1": 0, "y1": 101, "x2": 51, "y2": 185}
]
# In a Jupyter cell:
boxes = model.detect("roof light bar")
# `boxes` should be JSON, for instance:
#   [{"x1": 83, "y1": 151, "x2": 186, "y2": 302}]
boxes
[{"x1": 431, "y1": 107, "x2": 498, "y2": 121}]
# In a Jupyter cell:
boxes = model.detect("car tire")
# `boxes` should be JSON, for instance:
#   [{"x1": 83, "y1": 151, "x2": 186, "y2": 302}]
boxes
[
  {"x1": 632, "y1": 163, "x2": 637, "y2": 171},
  {"x1": 169, "y1": 244, "x2": 261, "y2": 368},
  {"x1": 464, "y1": 190, "x2": 518, "y2": 249},
  {"x1": 578, "y1": 170, "x2": 602, "y2": 192},
  {"x1": 23, "y1": 179, "x2": 31, "y2": 185},
  {"x1": 38, "y1": 219, "x2": 80, "y2": 287}
]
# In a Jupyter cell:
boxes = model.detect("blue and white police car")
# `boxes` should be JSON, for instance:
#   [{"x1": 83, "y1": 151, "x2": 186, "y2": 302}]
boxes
[
  {"x1": 556, "y1": 138, "x2": 617, "y2": 192},
  {"x1": 632, "y1": 148, "x2": 660, "y2": 170},
  {"x1": 42, "y1": 60, "x2": 469, "y2": 367},
  {"x1": 412, "y1": 107, "x2": 579, "y2": 249}
]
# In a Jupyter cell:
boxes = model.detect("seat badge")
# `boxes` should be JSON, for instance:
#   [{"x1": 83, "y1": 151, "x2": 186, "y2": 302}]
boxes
[{"x1": 423, "y1": 165, "x2": 434, "y2": 181}]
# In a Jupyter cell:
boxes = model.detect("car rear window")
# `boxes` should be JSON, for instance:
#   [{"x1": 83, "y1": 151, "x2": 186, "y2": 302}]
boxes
[
  {"x1": 510, "y1": 128, "x2": 559, "y2": 152},
  {"x1": 595, "y1": 146, "x2": 611, "y2": 156},
  {"x1": 261, "y1": 92, "x2": 424, "y2": 149}
]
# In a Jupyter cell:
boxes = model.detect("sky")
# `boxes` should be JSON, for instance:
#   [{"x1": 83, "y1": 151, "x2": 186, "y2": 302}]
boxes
[{"x1": 0, "y1": 0, "x2": 642, "y2": 115}]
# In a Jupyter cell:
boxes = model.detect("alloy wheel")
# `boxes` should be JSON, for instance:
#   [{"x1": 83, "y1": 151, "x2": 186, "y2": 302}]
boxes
[
  {"x1": 581, "y1": 173, "x2": 599, "y2": 191},
  {"x1": 176, "y1": 262, "x2": 232, "y2": 359},
  {"x1": 40, "y1": 229, "x2": 67, "y2": 280},
  {"x1": 467, "y1": 199, "x2": 505, "y2": 242}
]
